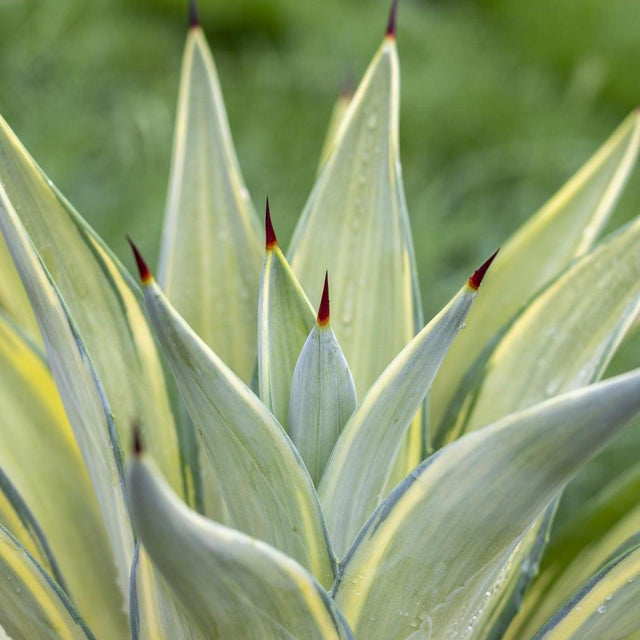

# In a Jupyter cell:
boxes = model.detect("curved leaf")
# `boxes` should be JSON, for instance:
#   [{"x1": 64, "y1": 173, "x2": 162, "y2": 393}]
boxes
[
  {"x1": 128, "y1": 454, "x2": 353, "y2": 640},
  {"x1": 0, "y1": 114, "x2": 182, "y2": 495},
  {"x1": 317, "y1": 85, "x2": 353, "y2": 171},
  {"x1": 157, "y1": 26, "x2": 262, "y2": 383},
  {"x1": 137, "y1": 261, "x2": 335, "y2": 587},
  {"x1": 0, "y1": 525, "x2": 95, "y2": 640},
  {"x1": 433, "y1": 109, "x2": 640, "y2": 428},
  {"x1": 288, "y1": 33, "x2": 424, "y2": 477},
  {"x1": 319, "y1": 274, "x2": 482, "y2": 557},
  {"x1": 288, "y1": 276, "x2": 357, "y2": 484},
  {"x1": 332, "y1": 370, "x2": 640, "y2": 640}
]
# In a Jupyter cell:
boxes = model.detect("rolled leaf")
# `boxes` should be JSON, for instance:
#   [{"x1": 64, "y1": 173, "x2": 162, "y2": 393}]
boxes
[
  {"x1": 0, "y1": 525, "x2": 95, "y2": 640},
  {"x1": 319, "y1": 256, "x2": 493, "y2": 557},
  {"x1": 0, "y1": 193, "x2": 135, "y2": 601},
  {"x1": 135, "y1": 250, "x2": 335, "y2": 586},
  {"x1": 128, "y1": 454, "x2": 353, "y2": 640},
  {"x1": 332, "y1": 369, "x2": 640, "y2": 640},
  {"x1": 158, "y1": 25, "x2": 262, "y2": 383},
  {"x1": 0, "y1": 114, "x2": 182, "y2": 496},
  {"x1": 288, "y1": 274, "x2": 357, "y2": 484},
  {"x1": 288, "y1": 32, "x2": 424, "y2": 476},
  {"x1": 433, "y1": 109, "x2": 640, "y2": 429},
  {"x1": 530, "y1": 538, "x2": 640, "y2": 640},
  {"x1": 258, "y1": 204, "x2": 316, "y2": 428}
]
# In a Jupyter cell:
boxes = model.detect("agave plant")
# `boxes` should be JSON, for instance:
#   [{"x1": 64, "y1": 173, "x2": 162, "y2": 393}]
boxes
[{"x1": 1, "y1": 1, "x2": 640, "y2": 638}]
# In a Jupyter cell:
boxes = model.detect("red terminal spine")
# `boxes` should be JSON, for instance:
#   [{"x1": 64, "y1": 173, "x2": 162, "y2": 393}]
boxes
[
  {"x1": 127, "y1": 237, "x2": 153, "y2": 286},
  {"x1": 386, "y1": 0, "x2": 399, "y2": 38},
  {"x1": 189, "y1": 0, "x2": 200, "y2": 29},
  {"x1": 317, "y1": 272, "x2": 330, "y2": 326},
  {"x1": 265, "y1": 198, "x2": 278, "y2": 250},
  {"x1": 468, "y1": 249, "x2": 499, "y2": 290}
]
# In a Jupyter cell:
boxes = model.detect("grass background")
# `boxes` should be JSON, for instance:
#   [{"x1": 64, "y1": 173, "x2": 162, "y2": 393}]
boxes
[{"x1": 1, "y1": 0, "x2": 640, "y2": 528}]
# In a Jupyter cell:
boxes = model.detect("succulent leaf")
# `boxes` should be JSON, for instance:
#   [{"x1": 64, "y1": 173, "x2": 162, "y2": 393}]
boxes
[
  {"x1": 288, "y1": 32, "x2": 425, "y2": 478},
  {"x1": 0, "y1": 525, "x2": 95, "y2": 640},
  {"x1": 0, "y1": 193, "x2": 137, "y2": 603},
  {"x1": 128, "y1": 455, "x2": 354, "y2": 640},
  {"x1": 317, "y1": 83, "x2": 354, "y2": 171},
  {"x1": 258, "y1": 202, "x2": 316, "y2": 429},
  {"x1": 529, "y1": 537, "x2": 640, "y2": 640},
  {"x1": 288, "y1": 274, "x2": 357, "y2": 485},
  {"x1": 0, "y1": 115, "x2": 183, "y2": 497},
  {"x1": 137, "y1": 261, "x2": 335, "y2": 586},
  {"x1": 433, "y1": 109, "x2": 640, "y2": 427},
  {"x1": 157, "y1": 25, "x2": 262, "y2": 383},
  {"x1": 332, "y1": 369, "x2": 640, "y2": 640},
  {"x1": 319, "y1": 269, "x2": 484, "y2": 558}
]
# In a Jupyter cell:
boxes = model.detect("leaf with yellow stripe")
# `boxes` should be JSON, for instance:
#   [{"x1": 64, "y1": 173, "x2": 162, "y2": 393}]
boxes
[
  {"x1": 529, "y1": 536, "x2": 640, "y2": 640},
  {"x1": 319, "y1": 254, "x2": 494, "y2": 558},
  {"x1": 128, "y1": 452, "x2": 353, "y2": 640},
  {"x1": 433, "y1": 108, "x2": 640, "y2": 431},
  {"x1": 332, "y1": 370, "x2": 640, "y2": 640},
  {"x1": 258, "y1": 201, "x2": 316, "y2": 429},
  {"x1": 0, "y1": 114, "x2": 182, "y2": 496},
  {"x1": 0, "y1": 525, "x2": 95, "y2": 640},
  {"x1": 157, "y1": 20, "x2": 262, "y2": 383},
  {"x1": 288, "y1": 8, "x2": 424, "y2": 478},
  {"x1": 132, "y1": 242, "x2": 335, "y2": 587}
]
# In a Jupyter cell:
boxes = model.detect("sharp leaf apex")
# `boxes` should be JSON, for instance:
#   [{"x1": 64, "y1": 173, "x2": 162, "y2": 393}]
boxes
[
  {"x1": 386, "y1": 0, "x2": 399, "y2": 38},
  {"x1": 132, "y1": 421, "x2": 144, "y2": 457},
  {"x1": 468, "y1": 249, "x2": 499, "y2": 290},
  {"x1": 188, "y1": 0, "x2": 200, "y2": 28},
  {"x1": 318, "y1": 271, "x2": 330, "y2": 325},
  {"x1": 265, "y1": 198, "x2": 278, "y2": 250},
  {"x1": 127, "y1": 236, "x2": 153, "y2": 285}
]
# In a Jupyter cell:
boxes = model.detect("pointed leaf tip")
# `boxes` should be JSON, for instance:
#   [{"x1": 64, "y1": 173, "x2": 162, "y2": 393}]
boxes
[
  {"x1": 127, "y1": 237, "x2": 153, "y2": 285},
  {"x1": 132, "y1": 422, "x2": 143, "y2": 456},
  {"x1": 468, "y1": 249, "x2": 499, "y2": 290},
  {"x1": 265, "y1": 198, "x2": 278, "y2": 250},
  {"x1": 317, "y1": 272, "x2": 330, "y2": 325},
  {"x1": 386, "y1": 0, "x2": 399, "y2": 37},
  {"x1": 188, "y1": 0, "x2": 200, "y2": 28}
]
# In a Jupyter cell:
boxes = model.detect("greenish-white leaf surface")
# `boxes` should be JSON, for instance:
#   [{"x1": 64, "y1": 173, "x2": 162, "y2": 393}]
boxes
[
  {"x1": 531, "y1": 538, "x2": 640, "y2": 640},
  {"x1": 505, "y1": 464, "x2": 640, "y2": 640},
  {"x1": 0, "y1": 312, "x2": 127, "y2": 637},
  {"x1": 0, "y1": 193, "x2": 134, "y2": 602},
  {"x1": 319, "y1": 282, "x2": 477, "y2": 557},
  {"x1": 258, "y1": 242, "x2": 316, "y2": 429},
  {"x1": 289, "y1": 319, "x2": 357, "y2": 485},
  {"x1": 142, "y1": 277, "x2": 335, "y2": 586},
  {"x1": 433, "y1": 109, "x2": 640, "y2": 431},
  {"x1": 443, "y1": 214, "x2": 640, "y2": 442},
  {"x1": 158, "y1": 27, "x2": 262, "y2": 383},
  {"x1": 129, "y1": 455, "x2": 353, "y2": 640},
  {"x1": 288, "y1": 35, "x2": 424, "y2": 476},
  {"x1": 318, "y1": 88, "x2": 353, "y2": 170},
  {"x1": 0, "y1": 525, "x2": 95, "y2": 640},
  {"x1": 0, "y1": 114, "x2": 182, "y2": 495},
  {"x1": 332, "y1": 370, "x2": 640, "y2": 640},
  {"x1": 130, "y1": 543, "x2": 206, "y2": 640}
]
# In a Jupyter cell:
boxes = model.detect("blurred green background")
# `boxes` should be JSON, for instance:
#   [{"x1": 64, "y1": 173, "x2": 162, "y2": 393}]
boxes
[{"x1": 1, "y1": 0, "x2": 639, "y2": 319}]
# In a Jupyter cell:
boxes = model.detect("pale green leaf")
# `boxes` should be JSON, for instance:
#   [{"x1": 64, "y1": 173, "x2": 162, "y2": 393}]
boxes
[
  {"x1": 0, "y1": 525, "x2": 95, "y2": 640},
  {"x1": 0, "y1": 195, "x2": 135, "y2": 601},
  {"x1": 317, "y1": 87, "x2": 353, "y2": 171},
  {"x1": 332, "y1": 370, "x2": 640, "y2": 640},
  {"x1": 0, "y1": 114, "x2": 182, "y2": 496},
  {"x1": 0, "y1": 312, "x2": 127, "y2": 637},
  {"x1": 288, "y1": 293, "x2": 357, "y2": 485},
  {"x1": 319, "y1": 279, "x2": 480, "y2": 558},
  {"x1": 130, "y1": 543, "x2": 206, "y2": 640},
  {"x1": 441, "y1": 214, "x2": 640, "y2": 443},
  {"x1": 505, "y1": 464, "x2": 640, "y2": 640},
  {"x1": 530, "y1": 538, "x2": 640, "y2": 640},
  {"x1": 288, "y1": 35, "x2": 424, "y2": 476},
  {"x1": 433, "y1": 109, "x2": 640, "y2": 429},
  {"x1": 158, "y1": 26, "x2": 262, "y2": 383},
  {"x1": 128, "y1": 455, "x2": 354, "y2": 640},
  {"x1": 258, "y1": 232, "x2": 316, "y2": 429},
  {"x1": 141, "y1": 274, "x2": 335, "y2": 586}
]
